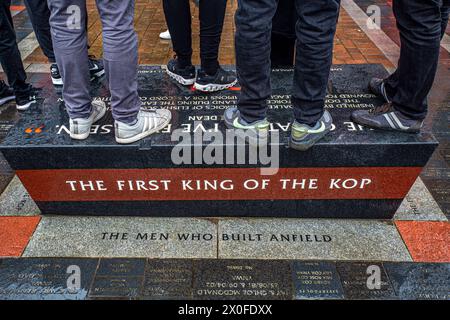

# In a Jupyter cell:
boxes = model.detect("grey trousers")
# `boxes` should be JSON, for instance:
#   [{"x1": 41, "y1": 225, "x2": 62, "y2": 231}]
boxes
[{"x1": 47, "y1": 0, "x2": 141, "y2": 124}]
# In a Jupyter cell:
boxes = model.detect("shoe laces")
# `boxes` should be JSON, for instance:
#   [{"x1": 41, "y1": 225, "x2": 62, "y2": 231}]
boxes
[{"x1": 369, "y1": 102, "x2": 395, "y2": 115}]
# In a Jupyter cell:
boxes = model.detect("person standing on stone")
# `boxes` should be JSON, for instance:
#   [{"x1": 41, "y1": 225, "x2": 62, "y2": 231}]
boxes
[
  {"x1": 163, "y1": 0, "x2": 237, "y2": 92},
  {"x1": 224, "y1": 0, "x2": 340, "y2": 151},
  {"x1": 352, "y1": 0, "x2": 450, "y2": 132},
  {"x1": 47, "y1": 0, "x2": 171, "y2": 144},
  {"x1": 0, "y1": 0, "x2": 38, "y2": 110},
  {"x1": 23, "y1": 0, "x2": 104, "y2": 87}
]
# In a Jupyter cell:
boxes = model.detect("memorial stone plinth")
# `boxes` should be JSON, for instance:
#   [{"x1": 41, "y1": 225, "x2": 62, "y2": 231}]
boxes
[{"x1": 0, "y1": 65, "x2": 437, "y2": 218}]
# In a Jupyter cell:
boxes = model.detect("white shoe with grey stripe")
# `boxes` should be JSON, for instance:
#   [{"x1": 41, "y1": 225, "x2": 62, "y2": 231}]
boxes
[
  {"x1": 351, "y1": 103, "x2": 423, "y2": 133},
  {"x1": 70, "y1": 100, "x2": 107, "y2": 140},
  {"x1": 115, "y1": 109, "x2": 172, "y2": 144}
]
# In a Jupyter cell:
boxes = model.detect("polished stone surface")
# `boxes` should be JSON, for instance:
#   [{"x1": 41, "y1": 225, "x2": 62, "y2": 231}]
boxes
[
  {"x1": 23, "y1": 216, "x2": 217, "y2": 258},
  {"x1": 140, "y1": 259, "x2": 193, "y2": 300},
  {"x1": 0, "y1": 258, "x2": 98, "y2": 300},
  {"x1": 0, "y1": 216, "x2": 40, "y2": 257},
  {"x1": 394, "y1": 178, "x2": 447, "y2": 221},
  {"x1": 395, "y1": 221, "x2": 450, "y2": 263},
  {"x1": 218, "y1": 219, "x2": 412, "y2": 261},
  {"x1": 0, "y1": 175, "x2": 40, "y2": 216},
  {"x1": 384, "y1": 262, "x2": 450, "y2": 300},
  {"x1": 292, "y1": 261, "x2": 344, "y2": 300},
  {"x1": 193, "y1": 259, "x2": 292, "y2": 300},
  {"x1": 336, "y1": 262, "x2": 397, "y2": 300}
]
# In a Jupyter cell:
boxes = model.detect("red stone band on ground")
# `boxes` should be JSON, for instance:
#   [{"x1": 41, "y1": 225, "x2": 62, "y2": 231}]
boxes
[
  {"x1": 396, "y1": 221, "x2": 450, "y2": 263},
  {"x1": 16, "y1": 167, "x2": 421, "y2": 202},
  {"x1": 0, "y1": 216, "x2": 41, "y2": 257}
]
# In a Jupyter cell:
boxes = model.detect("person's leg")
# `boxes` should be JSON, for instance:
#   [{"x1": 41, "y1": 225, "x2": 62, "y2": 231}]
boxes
[
  {"x1": 163, "y1": 0, "x2": 192, "y2": 68},
  {"x1": 292, "y1": 0, "x2": 340, "y2": 126},
  {"x1": 23, "y1": 0, "x2": 56, "y2": 63},
  {"x1": 198, "y1": 0, "x2": 226, "y2": 75},
  {"x1": 390, "y1": 0, "x2": 442, "y2": 120},
  {"x1": 234, "y1": 0, "x2": 278, "y2": 123},
  {"x1": 47, "y1": 0, "x2": 91, "y2": 119},
  {"x1": 0, "y1": 0, "x2": 31, "y2": 100},
  {"x1": 95, "y1": 0, "x2": 140, "y2": 124}
]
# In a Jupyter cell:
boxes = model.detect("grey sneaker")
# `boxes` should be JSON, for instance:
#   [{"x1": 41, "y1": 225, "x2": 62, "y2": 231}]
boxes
[
  {"x1": 289, "y1": 110, "x2": 333, "y2": 151},
  {"x1": 351, "y1": 102, "x2": 423, "y2": 133},
  {"x1": 115, "y1": 109, "x2": 172, "y2": 144},
  {"x1": 69, "y1": 100, "x2": 107, "y2": 140},
  {"x1": 223, "y1": 107, "x2": 270, "y2": 145}
]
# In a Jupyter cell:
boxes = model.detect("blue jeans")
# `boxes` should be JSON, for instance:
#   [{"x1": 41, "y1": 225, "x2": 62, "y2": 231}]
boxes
[
  {"x1": 235, "y1": 0, "x2": 340, "y2": 126},
  {"x1": 386, "y1": 0, "x2": 450, "y2": 120}
]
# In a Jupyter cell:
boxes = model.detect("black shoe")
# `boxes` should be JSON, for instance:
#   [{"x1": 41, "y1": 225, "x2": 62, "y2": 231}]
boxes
[
  {"x1": 88, "y1": 56, "x2": 105, "y2": 81},
  {"x1": 166, "y1": 58, "x2": 196, "y2": 86},
  {"x1": 0, "y1": 81, "x2": 15, "y2": 106},
  {"x1": 351, "y1": 102, "x2": 423, "y2": 133},
  {"x1": 369, "y1": 77, "x2": 391, "y2": 103},
  {"x1": 16, "y1": 95, "x2": 36, "y2": 111},
  {"x1": 50, "y1": 57, "x2": 105, "y2": 87},
  {"x1": 51, "y1": 63, "x2": 63, "y2": 86},
  {"x1": 194, "y1": 67, "x2": 237, "y2": 92}
]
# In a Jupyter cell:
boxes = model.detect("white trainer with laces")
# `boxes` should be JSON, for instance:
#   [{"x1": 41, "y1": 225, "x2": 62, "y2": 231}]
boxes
[
  {"x1": 115, "y1": 109, "x2": 172, "y2": 144},
  {"x1": 69, "y1": 100, "x2": 107, "y2": 140},
  {"x1": 159, "y1": 30, "x2": 171, "y2": 40}
]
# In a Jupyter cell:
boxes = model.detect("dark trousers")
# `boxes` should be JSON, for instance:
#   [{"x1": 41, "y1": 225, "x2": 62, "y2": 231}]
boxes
[
  {"x1": 0, "y1": 0, "x2": 30, "y2": 99},
  {"x1": 24, "y1": 0, "x2": 55, "y2": 63},
  {"x1": 235, "y1": 0, "x2": 340, "y2": 125},
  {"x1": 163, "y1": 0, "x2": 227, "y2": 75},
  {"x1": 386, "y1": 0, "x2": 450, "y2": 120}
]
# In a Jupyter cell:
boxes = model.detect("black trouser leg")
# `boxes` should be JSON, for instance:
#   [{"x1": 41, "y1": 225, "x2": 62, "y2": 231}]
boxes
[
  {"x1": 386, "y1": 0, "x2": 445, "y2": 120},
  {"x1": 198, "y1": 0, "x2": 227, "y2": 75},
  {"x1": 235, "y1": 0, "x2": 278, "y2": 123},
  {"x1": 23, "y1": 0, "x2": 56, "y2": 63},
  {"x1": 292, "y1": 0, "x2": 340, "y2": 125},
  {"x1": 163, "y1": 0, "x2": 192, "y2": 68},
  {"x1": 0, "y1": 0, "x2": 30, "y2": 99}
]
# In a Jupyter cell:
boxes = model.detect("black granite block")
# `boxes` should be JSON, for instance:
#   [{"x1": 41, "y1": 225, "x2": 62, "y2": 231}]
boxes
[
  {"x1": 292, "y1": 261, "x2": 344, "y2": 300},
  {"x1": 192, "y1": 260, "x2": 293, "y2": 300},
  {"x1": 0, "y1": 64, "x2": 438, "y2": 218},
  {"x1": 88, "y1": 258, "x2": 145, "y2": 300},
  {"x1": 140, "y1": 259, "x2": 193, "y2": 300},
  {"x1": 0, "y1": 258, "x2": 98, "y2": 300},
  {"x1": 384, "y1": 262, "x2": 450, "y2": 300},
  {"x1": 336, "y1": 262, "x2": 397, "y2": 300}
]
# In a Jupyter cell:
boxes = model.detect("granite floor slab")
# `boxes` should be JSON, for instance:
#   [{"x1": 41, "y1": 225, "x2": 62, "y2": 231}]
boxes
[
  {"x1": 394, "y1": 178, "x2": 447, "y2": 221},
  {"x1": 218, "y1": 219, "x2": 412, "y2": 261},
  {"x1": 0, "y1": 176, "x2": 40, "y2": 216},
  {"x1": 23, "y1": 217, "x2": 217, "y2": 258}
]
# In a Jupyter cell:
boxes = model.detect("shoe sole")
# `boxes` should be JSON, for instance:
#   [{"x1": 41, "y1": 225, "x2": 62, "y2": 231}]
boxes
[
  {"x1": 350, "y1": 114, "x2": 420, "y2": 134},
  {"x1": 70, "y1": 105, "x2": 107, "y2": 140},
  {"x1": 16, "y1": 100, "x2": 36, "y2": 111},
  {"x1": 0, "y1": 95, "x2": 15, "y2": 106},
  {"x1": 52, "y1": 77, "x2": 63, "y2": 86},
  {"x1": 166, "y1": 69, "x2": 195, "y2": 86},
  {"x1": 115, "y1": 112, "x2": 172, "y2": 144},
  {"x1": 289, "y1": 125, "x2": 332, "y2": 152},
  {"x1": 194, "y1": 79, "x2": 238, "y2": 92}
]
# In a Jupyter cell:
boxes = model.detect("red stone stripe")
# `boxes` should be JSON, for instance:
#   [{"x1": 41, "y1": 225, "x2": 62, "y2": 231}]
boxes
[
  {"x1": 16, "y1": 167, "x2": 421, "y2": 202},
  {"x1": 10, "y1": 5, "x2": 25, "y2": 11},
  {"x1": 0, "y1": 216, "x2": 41, "y2": 257}
]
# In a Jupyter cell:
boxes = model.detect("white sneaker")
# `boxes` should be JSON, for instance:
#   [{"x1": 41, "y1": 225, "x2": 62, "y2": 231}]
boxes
[
  {"x1": 159, "y1": 30, "x2": 171, "y2": 40},
  {"x1": 69, "y1": 100, "x2": 107, "y2": 140},
  {"x1": 115, "y1": 109, "x2": 171, "y2": 144}
]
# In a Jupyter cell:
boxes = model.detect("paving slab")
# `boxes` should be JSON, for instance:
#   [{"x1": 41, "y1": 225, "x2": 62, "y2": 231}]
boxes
[
  {"x1": 0, "y1": 216, "x2": 40, "y2": 257},
  {"x1": 218, "y1": 218, "x2": 412, "y2": 261},
  {"x1": 0, "y1": 175, "x2": 40, "y2": 216},
  {"x1": 23, "y1": 216, "x2": 217, "y2": 258}
]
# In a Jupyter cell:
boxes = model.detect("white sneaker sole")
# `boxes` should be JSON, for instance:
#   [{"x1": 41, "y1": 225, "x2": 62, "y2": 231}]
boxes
[
  {"x1": 16, "y1": 100, "x2": 36, "y2": 111},
  {"x1": 70, "y1": 105, "x2": 107, "y2": 140},
  {"x1": 194, "y1": 79, "x2": 238, "y2": 92},
  {"x1": 115, "y1": 112, "x2": 172, "y2": 145},
  {"x1": 0, "y1": 95, "x2": 15, "y2": 106},
  {"x1": 52, "y1": 77, "x2": 63, "y2": 86},
  {"x1": 166, "y1": 68, "x2": 196, "y2": 86}
]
